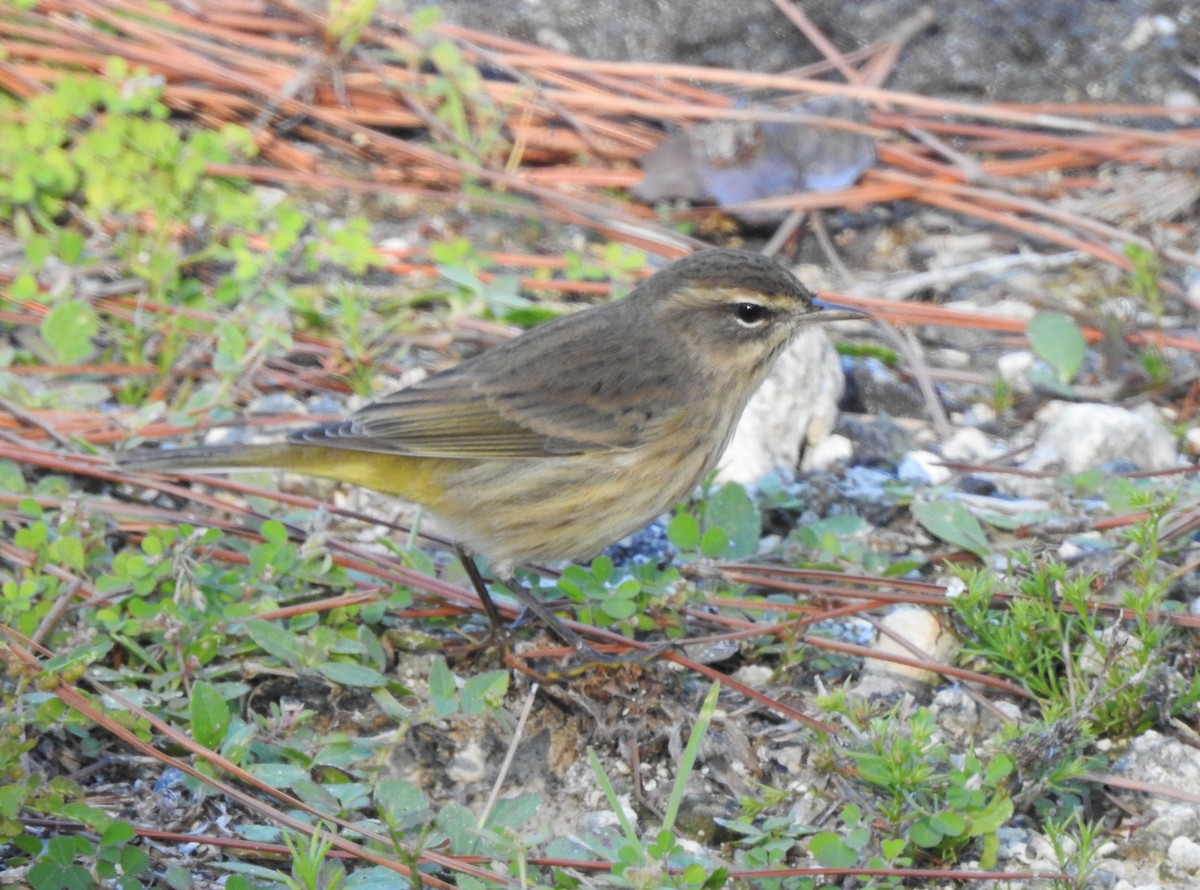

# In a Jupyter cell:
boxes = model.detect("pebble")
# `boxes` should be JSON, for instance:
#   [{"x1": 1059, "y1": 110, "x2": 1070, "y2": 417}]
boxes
[
  {"x1": 861, "y1": 607, "x2": 957, "y2": 685},
  {"x1": 806, "y1": 433, "x2": 854, "y2": 471},
  {"x1": 731, "y1": 664, "x2": 774, "y2": 689},
  {"x1": 1167, "y1": 836, "x2": 1200, "y2": 872},
  {"x1": 1182, "y1": 427, "x2": 1200, "y2": 457},
  {"x1": 1022, "y1": 402, "x2": 1177, "y2": 474},
  {"x1": 446, "y1": 740, "x2": 486, "y2": 785},
  {"x1": 897, "y1": 450, "x2": 952, "y2": 485},
  {"x1": 997, "y1": 350, "x2": 1036, "y2": 388}
]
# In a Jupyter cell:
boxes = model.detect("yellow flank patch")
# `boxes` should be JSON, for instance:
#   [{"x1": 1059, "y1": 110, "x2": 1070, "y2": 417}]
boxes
[{"x1": 283, "y1": 446, "x2": 452, "y2": 509}]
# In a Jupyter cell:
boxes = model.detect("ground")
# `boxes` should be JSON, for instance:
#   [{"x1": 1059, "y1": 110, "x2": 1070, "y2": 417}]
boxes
[{"x1": 2, "y1": 2, "x2": 1200, "y2": 889}]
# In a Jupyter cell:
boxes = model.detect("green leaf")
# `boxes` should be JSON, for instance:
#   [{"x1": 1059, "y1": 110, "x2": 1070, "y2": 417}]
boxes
[
  {"x1": 929, "y1": 811, "x2": 966, "y2": 837},
  {"x1": 41, "y1": 301, "x2": 98, "y2": 364},
  {"x1": 1027, "y1": 311, "x2": 1086, "y2": 385},
  {"x1": 98, "y1": 822, "x2": 136, "y2": 847},
  {"x1": 119, "y1": 843, "x2": 150, "y2": 876},
  {"x1": 189, "y1": 681, "x2": 230, "y2": 749},
  {"x1": 317, "y1": 662, "x2": 386, "y2": 687},
  {"x1": 970, "y1": 790, "x2": 1014, "y2": 835},
  {"x1": 460, "y1": 670, "x2": 508, "y2": 715},
  {"x1": 590, "y1": 555, "x2": 613, "y2": 583},
  {"x1": 702, "y1": 483, "x2": 760, "y2": 559},
  {"x1": 699, "y1": 526, "x2": 730, "y2": 558},
  {"x1": 1103, "y1": 477, "x2": 1141, "y2": 515},
  {"x1": 600, "y1": 597, "x2": 638, "y2": 620},
  {"x1": 912, "y1": 500, "x2": 991, "y2": 558},
  {"x1": 909, "y1": 818, "x2": 944, "y2": 848},
  {"x1": 979, "y1": 829, "x2": 1001, "y2": 869},
  {"x1": 667, "y1": 513, "x2": 700, "y2": 550},
  {"x1": 241, "y1": 619, "x2": 303, "y2": 665},
  {"x1": 375, "y1": 779, "x2": 430, "y2": 824},
  {"x1": 482, "y1": 792, "x2": 541, "y2": 830},
  {"x1": 259, "y1": 519, "x2": 288, "y2": 544},
  {"x1": 0, "y1": 785, "x2": 25, "y2": 820},
  {"x1": 243, "y1": 763, "x2": 308, "y2": 788},
  {"x1": 56, "y1": 228, "x2": 86, "y2": 264},
  {"x1": 428, "y1": 655, "x2": 458, "y2": 716},
  {"x1": 214, "y1": 321, "x2": 247, "y2": 373},
  {"x1": 809, "y1": 832, "x2": 857, "y2": 868},
  {"x1": 984, "y1": 753, "x2": 1015, "y2": 785}
]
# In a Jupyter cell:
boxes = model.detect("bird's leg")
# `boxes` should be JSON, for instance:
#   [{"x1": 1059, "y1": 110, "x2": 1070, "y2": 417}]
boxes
[
  {"x1": 454, "y1": 544, "x2": 511, "y2": 635},
  {"x1": 455, "y1": 545, "x2": 593, "y2": 651},
  {"x1": 453, "y1": 546, "x2": 660, "y2": 667}
]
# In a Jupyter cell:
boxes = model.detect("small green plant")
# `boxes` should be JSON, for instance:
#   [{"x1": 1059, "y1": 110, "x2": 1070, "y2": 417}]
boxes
[
  {"x1": 429, "y1": 238, "x2": 534, "y2": 322},
  {"x1": 1137, "y1": 346, "x2": 1171, "y2": 389},
  {"x1": 305, "y1": 217, "x2": 385, "y2": 276},
  {"x1": 282, "y1": 822, "x2": 346, "y2": 890},
  {"x1": 16, "y1": 818, "x2": 150, "y2": 890},
  {"x1": 1027, "y1": 310, "x2": 1087, "y2": 390},
  {"x1": 404, "y1": 8, "x2": 511, "y2": 166},
  {"x1": 556, "y1": 557, "x2": 662, "y2": 636},
  {"x1": 911, "y1": 498, "x2": 992, "y2": 558},
  {"x1": 426, "y1": 655, "x2": 509, "y2": 718},
  {"x1": 989, "y1": 373, "x2": 1015, "y2": 413},
  {"x1": 1044, "y1": 811, "x2": 1106, "y2": 890},
  {"x1": 816, "y1": 700, "x2": 1014, "y2": 867},
  {"x1": 562, "y1": 242, "x2": 648, "y2": 285},
  {"x1": 325, "y1": 0, "x2": 379, "y2": 53},
  {"x1": 719, "y1": 814, "x2": 818, "y2": 890},
  {"x1": 790, "y1": 513, "x2": 872, "y2": 565},
  {"x1": 1123, "y1": 243, "x2": 1163, "y2": 318},
  {"x1": 670, "y1": 481, "x2": 763, "y2": 562},
  {"x1": 952, "y1": 492, "x2": 1197, "y2": 737},
  {"x1": 588, "y1": 684, "x2": 730, "y2": 890},
  {"x1": 1119, "y1": 243, "x2": 1173, "y2": 390},
  {"x1": 808, "y1": 804, "x2": 909, "y2": 888}
]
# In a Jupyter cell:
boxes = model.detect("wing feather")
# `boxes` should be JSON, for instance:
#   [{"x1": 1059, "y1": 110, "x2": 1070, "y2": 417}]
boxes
[{"x1": 289, "y1": 300, "x2": 675, "y2": 459}]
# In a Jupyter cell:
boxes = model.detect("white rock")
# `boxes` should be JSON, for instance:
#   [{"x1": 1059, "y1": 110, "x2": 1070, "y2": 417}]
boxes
[
  {"x1": 1122, "y1": 15, "x2": 1158, "y2": 51},
  {"x1": 731, "y1": 664, "x2": 774, "y2": 689},
  {"x1": 1183, "y1": 427, "x2": 1200, "y2": 457},
  {"x1": 446, "y1": 740, "x2": 487, "y2": 784},
  {"x1": 929, "y1": 347, "x2": 971, "y2": 369},
  {"x1": 1165, "y1": 90, "x2": 1200, "y2": 125},
  {"x1": 997, "y1": 351, "x2": 1035, "y2": 388},
  {"x1": 718, "y1": 327, "x2": 844, "y2": 484},
  {"x1": 862, "y1": 607, "x2": 957, "y2": 685},
  {"x1": 1114, "y1": 735, "x2": 1200, "y2": 799},
  {"x1": 1079, "y1": 626, "x2": 1144, "y2": 677},
  {"x1": 806, "y1": 433, "x2": 854, "y2": 472},
  {"x1": 1168, "y1": 836, "x2": 1200, "y2": 872},
  {"x1": 944, "y1": 427, "x2": 1004, "y2": 464},
  {"x1": 960, "y1": 402, "x2": 997, "y2": 426},
  {"x1": 898, "y1": 450, "x2": 952, "y2": 485},
  {"x1": 1022, "y1": 402, "x2": 1177, "y2": 473}
]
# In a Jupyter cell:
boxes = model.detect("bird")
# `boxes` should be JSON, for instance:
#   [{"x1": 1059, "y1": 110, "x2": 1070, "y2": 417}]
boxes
[{"x1": 117, "y1": 249, "x2": 861, "y2": 654}]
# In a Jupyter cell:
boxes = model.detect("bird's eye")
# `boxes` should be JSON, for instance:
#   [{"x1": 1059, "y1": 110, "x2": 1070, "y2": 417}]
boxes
[{"x1": 733, "y1": 301, "x2": 771, "y2": 327}]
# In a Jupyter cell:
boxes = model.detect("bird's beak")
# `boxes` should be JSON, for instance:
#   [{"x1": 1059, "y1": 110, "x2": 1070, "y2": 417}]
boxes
[{"x1": 810, "y1": 295, "x2": 869, "y2": 322}]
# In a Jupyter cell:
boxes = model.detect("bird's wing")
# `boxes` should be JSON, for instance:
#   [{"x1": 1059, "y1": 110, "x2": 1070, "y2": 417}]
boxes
[
  {"x1": 291, "y1": 306, "x2": 676, "y2": 459},
  {"x1": 289, "y1": 364, "x2": 646, "y2": 459},
  {"x1": 291, "y1": 380, "x2": 606, "y2": 458}
]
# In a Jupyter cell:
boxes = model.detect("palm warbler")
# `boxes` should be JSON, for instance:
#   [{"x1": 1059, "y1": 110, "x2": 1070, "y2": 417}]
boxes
[{"x1": 118, "y1": 249, "x2": 859, "y2": 644}]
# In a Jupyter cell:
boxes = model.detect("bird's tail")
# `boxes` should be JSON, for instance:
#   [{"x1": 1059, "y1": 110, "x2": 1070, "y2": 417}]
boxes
[
  {"x1": 115, "y1": 441, "x2": 433, "y2": 502},
  {"x1": 114, "y1": 442, "x2": 304, "y2": 475}
]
